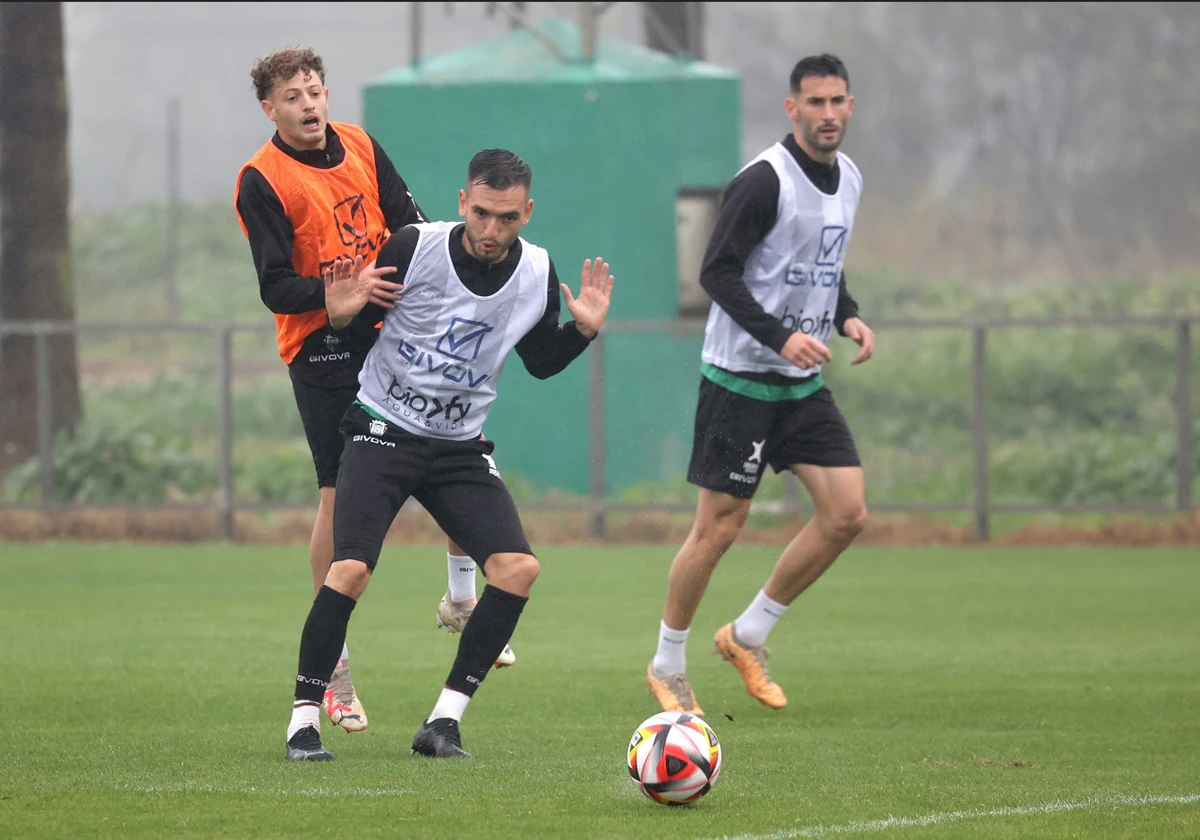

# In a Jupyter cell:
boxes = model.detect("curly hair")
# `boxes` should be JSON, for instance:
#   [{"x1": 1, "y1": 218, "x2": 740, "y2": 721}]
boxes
[{"x1": 250, "y1": 47, "x2": 325, "y2": 102}]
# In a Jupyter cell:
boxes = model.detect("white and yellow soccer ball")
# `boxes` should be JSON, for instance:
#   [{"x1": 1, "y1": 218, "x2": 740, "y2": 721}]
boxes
[{"x1": 626, "y1": 711, "x2": 722, "y2": 806}]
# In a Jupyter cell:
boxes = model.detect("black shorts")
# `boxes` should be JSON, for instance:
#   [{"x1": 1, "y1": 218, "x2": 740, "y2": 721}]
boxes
[
  {"x1": 332, "y1": 403, "x2": 532, "y2": 570},
  {"x1": 289, "y1": 367, "x2": 359, "y2": 489},
  {"x1": 687, "y1": 376, "x2": 860, "y2": 500}
]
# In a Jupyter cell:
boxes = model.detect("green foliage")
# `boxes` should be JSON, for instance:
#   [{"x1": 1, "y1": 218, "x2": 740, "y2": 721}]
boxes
[
  {"x1": 233, "y1": 442, "x2": 317, "y2": 505},
  {"x1": 47, "y1": 202, "x2": 1199, "y2": 510},
  {"x1": 4, "y1": 419, "x2": 217, "y2": 504},
  {"x1": 71, "y1": 199, "x2": 261, "y2": 325}
]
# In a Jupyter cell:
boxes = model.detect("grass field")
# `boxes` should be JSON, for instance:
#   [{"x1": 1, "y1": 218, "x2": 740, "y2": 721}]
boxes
[{"x1": 1, "y1": 543, "x2": 1198, "y2": 839}]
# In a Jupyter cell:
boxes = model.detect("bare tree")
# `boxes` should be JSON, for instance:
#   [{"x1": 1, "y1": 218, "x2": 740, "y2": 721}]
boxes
[
  {"x1": 0, "y1": 2, "x2": 80, "y2": 473},
  {"x1": 642, "y1": 1, "x2": 705, "y2": 58}
]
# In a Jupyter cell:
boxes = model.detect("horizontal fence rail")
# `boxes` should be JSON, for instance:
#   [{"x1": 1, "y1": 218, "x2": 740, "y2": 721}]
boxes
[{"x1": 0, "y1": 315, "x2": 1195, "y2": 541}]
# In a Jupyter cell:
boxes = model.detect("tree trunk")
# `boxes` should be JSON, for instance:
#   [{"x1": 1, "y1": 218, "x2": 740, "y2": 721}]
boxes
[
  {"x1": 642, "y1": 2, "x2": 705, "y2": 59},
  {"x1": 0, "y1": 1, "x2": 80, "y2": 473}
]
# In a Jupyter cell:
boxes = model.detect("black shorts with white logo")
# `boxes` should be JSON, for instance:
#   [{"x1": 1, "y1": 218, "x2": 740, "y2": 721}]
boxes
[
  {"x1": 687, "y1": 375, "x2": 861, "y2": 500},
  {"x1": 333, "y1": 403, "x2": 533, "y2": 569}
]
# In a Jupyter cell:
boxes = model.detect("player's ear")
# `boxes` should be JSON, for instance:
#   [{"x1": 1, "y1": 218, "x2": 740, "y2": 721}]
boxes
[
  {"x1": 522, "y1": 199, "x2": 534, "y2": 226},
  {"x1": 260, "y1": 99, "x2": 276, "y2": 123},
  {"x1": 458, "y1": 189, "x2": 467, "y2": 218}
]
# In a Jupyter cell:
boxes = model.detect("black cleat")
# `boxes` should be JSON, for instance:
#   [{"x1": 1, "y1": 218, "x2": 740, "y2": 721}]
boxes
[
  {"x1": 411, "y1": 717, "x2": 471, "y2": 758},
  {"x1": 285, "y1": 725, "x2": 334, "y2": 761}
]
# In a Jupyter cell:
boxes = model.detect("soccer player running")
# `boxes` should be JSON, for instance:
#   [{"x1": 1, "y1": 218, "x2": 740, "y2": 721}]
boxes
[
  {"x1": 235, "y1": 48, "x2": 514, "y2": 738},
  {"x1": 283, "y1": 148, "x2": 614, "y2": 760},
  {"x1": 646, "y1": 54, "x2": 876, "y2": 716}
]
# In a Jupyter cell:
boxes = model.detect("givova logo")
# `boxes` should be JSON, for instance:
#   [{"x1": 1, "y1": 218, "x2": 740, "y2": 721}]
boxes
[
  {"x1": 437, "y1": 317, "x2": 493, "y2": 363},
  {"x1": 785, "y1": 225, "x2": 847, "y2": 287},
  {"x1": 318, "y1": 193, "x2": 387, "y2": 273},
  {"x1": 816, "y1": 225, "x2": 847, "y2": 266}
]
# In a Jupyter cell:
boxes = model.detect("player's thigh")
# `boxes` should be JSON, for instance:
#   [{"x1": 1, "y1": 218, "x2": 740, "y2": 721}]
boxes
[
  {"x1": 333, "y1": 404, "x2": 428, "y2": 570},
  {"x1": 288, "y1": 370, "x2": 359, "y2": 489},
  {"x1": 415, "y1": 438, "x2": 533, "y2": 568},
  {"x1": 768, "y1": 387, "x2": 861, "y2": 473},
  {"x1": 686, "y1": 377, "x2": 776, "y2": 500}
]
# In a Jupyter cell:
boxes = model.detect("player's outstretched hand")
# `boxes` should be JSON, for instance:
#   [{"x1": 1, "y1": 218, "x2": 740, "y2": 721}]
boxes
[
  {"x1": 780, "y1": 331, "x2": 833, "y2": 371},
  {"x1": 842, "y1": 317, "x2": 875, "y2": 365},
  {"x1": 362, "y1": 259, "x2": 403, "y2": 309},
  {"x1": 323, "y1": 256, "x2": 402, "y2": 329},
  {"x1": 563, "y1": 256, "x2": 614, "y2": 340}
]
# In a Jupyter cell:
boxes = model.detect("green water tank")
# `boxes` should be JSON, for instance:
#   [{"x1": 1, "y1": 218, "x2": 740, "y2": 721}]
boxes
[{"x1": 363, "y1": 17, "x2": 740, "y2": 498}]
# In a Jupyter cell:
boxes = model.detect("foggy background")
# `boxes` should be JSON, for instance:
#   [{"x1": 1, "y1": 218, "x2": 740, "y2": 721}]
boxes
[{"x1": 63, "y1": 2, "x2": 1200, "y2": 281}]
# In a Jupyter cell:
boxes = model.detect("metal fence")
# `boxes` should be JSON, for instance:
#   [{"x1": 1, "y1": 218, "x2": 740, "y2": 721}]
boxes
[{"x1": 0, "y1": 314, "x2": 1194, "y2": 542}]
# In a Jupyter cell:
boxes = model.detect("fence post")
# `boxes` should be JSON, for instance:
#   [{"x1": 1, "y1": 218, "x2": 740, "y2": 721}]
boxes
[
  {"x1": 588, "y1": 332, "x2": 607, "y2": 538},
  {"x1": 34, "y1": 328, "x2": 55, "y2": 508},
  {"x1": 1178, "y1": 319, "x2": 1194, "y2": 512},
  {"x1": 216, "y1": 326, "x2": 235, "y2": 540},
  {"x1": 971, "y1": 325, "x2": 990, "y2": 542}
]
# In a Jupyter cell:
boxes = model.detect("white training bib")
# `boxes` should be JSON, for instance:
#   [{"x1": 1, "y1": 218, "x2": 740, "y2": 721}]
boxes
[
  {"x1": 702, "y1": 144, "x2": 862, "y2": 377},
  {"x1": 357, "y1": 222, "x2": 549, "y2": 440}
]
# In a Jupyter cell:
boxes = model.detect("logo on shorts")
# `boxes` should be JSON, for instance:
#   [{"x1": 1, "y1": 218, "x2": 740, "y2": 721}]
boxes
[
  {"x1": 369, "y1": 418, "x2": 387, "y2": 437},
  {"x1": 743, "y1": 439, "x2": 765, "y2": 475},
  {"x1": 308, "y1": 330, "x2": 351, "y2": 363},
  {"x1": 482, "y1": 453, "x2": 501, "y2": 478}
]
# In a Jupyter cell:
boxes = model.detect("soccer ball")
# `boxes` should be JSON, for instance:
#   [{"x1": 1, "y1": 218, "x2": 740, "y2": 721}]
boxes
[{"x1": 626, "y1": 711, "x2": 722, "y2": 805}]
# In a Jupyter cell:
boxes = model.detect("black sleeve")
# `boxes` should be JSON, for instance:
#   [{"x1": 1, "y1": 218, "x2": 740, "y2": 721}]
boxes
[
  {"x1": 370, "y1": 134, "x2": 427, "y2": 231},
  {"x1": 236, "y1": 167, "x2": 325, "y2": 314},
  {"x1": 834, "y1": 271, "x2": 861, "y2": 336},
  {"x1": 514, "y1": 258, "x2": 593, "y2": 380},
  {"x1": 343, "y1": 225, "x2": 422, "y2": 331},
  {"x1": 697, "y1": 161, "x2": 794, "y2": 353}
]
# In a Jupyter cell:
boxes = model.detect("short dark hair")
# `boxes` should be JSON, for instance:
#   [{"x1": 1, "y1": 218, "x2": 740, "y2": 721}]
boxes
[
  {"x1": 250, "y1": 47, "x2": 325, "y2": 102},
  {"x1": 467, "y1": 149, "x2": 532, "y2": 192},
  {"x1": 789, "y1": 54, "x2": 849, "y2": 94}
]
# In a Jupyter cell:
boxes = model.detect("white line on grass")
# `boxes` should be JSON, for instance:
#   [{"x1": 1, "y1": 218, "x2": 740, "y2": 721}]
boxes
[
  {"x1": 699, "y1": 793, "x2": 1200, "y2": 840},
  {"x1": 123, "y1": 784, "x2": 412, "y2": 797}
]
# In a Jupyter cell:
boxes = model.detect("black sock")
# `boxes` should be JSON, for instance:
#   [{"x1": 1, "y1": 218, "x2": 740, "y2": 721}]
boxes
[
  {"x1": 295, "y1": 585, "x2": 358, "y2": 704},
  {"x1": 445, "y1": 584, "x2": 527, "y2": 697}
]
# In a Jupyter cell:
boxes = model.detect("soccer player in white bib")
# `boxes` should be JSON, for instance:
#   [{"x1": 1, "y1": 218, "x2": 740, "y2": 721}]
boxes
[
  {"x1": 646, "y1": 54, "x2": 877, "y2": 715},
  {"x1": 283, "y1": 148, "x2": 614, "y2": 760}
]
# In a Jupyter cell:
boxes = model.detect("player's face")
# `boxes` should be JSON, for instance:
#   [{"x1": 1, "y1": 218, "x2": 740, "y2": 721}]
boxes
[
  {"x1": 458, "y1": 183, "x2": 533, "y2": 265},
  {"x1": 260, "y1": 69, "x2": 329, "y2": 151},
  {"x1": 785, "y1": 75, "x2": 854, "y2": 161}
]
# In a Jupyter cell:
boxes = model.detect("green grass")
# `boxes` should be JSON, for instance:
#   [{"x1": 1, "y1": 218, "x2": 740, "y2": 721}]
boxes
[{"x1": 1, "y1": 544, "x2": 1198, "y2": 839}]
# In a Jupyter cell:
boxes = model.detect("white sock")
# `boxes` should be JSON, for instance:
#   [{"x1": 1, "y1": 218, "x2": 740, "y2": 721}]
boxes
[
  {"x1": 733, "y1": 590, "x2": 788, "y2": 648},
  {"x1": 287, "y1": 702, "x2": 320, "y2": 741},
  {"x1": 447, "y1": 554, "x2": 477, "y2": 603},
  {"x1": 340, "y1": 642, "x2": 349, "y2": 663},
  {"x1": 427, "y1": 688, "x2": 471, "y2": 723},
  {"x1": 651, "y1": 621, "x2": 690, "y2": 677}
]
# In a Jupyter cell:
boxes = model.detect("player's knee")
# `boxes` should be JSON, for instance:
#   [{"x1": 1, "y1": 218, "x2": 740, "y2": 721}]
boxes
[
  {"x1": 486, "y1": 552, "x2": 540, "y2": 592},
  {"x1": 695, "y1": 507, "x2": 748, "y2": 551},
  {"x1": 822, "y1": 501, "x2": 867, "y2": 541},
  {"x1": 326, "y1": 557, "x2": 371, "y2": 598}
]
